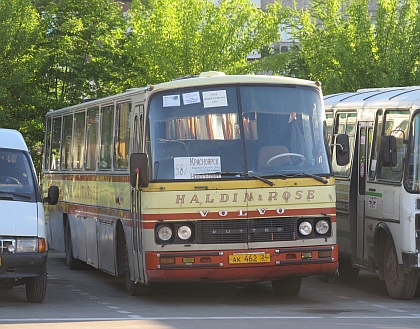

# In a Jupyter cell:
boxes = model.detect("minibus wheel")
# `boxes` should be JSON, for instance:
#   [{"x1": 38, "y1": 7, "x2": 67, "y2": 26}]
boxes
[{"x1": 384, "y1": 239, "x2": 417, "y2": 300}]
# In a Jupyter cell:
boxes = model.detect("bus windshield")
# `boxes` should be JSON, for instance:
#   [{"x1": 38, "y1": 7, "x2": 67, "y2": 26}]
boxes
[
  {"x1": 406, "y1": 112, "x2": 420, "y2": 191},
  {"x1": 148, "y1": 85, "x2": 330, "y2": 180}
]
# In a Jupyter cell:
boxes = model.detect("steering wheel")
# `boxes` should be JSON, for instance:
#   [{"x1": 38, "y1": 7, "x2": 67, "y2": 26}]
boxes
[
  {"x1": 266, "y1": 153, "x2": 306, "y2": 167},
  {"x1": 0, "y1": 176, "x2": 21, "y2": 185}
]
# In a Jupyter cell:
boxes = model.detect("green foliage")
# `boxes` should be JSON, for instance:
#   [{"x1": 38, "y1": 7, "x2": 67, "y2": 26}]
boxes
[
  {"x1": 126, "y1": 0, "x2": 279, "y2": 85},
  {"x1": 0, "y1": 0, "x2": 44, "y2": 168},
  {"x1": 2, "y1": 0, "x2": 420, "y2": 170},
  {"x1": 279, "y1": 0, "x2": 420, "y2": 94},
  {"x1": 33, "y1": 0, "x2": 129, "y2": 109}
]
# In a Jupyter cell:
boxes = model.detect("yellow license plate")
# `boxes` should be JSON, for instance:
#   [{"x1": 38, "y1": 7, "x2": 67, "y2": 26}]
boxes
[
  {"x1": 0, "y1": 256, "x2": 2, "y2": 266},
  {"x1": 229, "y1": 253, "x2": 270, "y2": 264}
]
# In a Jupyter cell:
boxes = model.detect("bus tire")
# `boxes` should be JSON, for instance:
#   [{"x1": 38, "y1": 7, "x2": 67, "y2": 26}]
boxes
[
  {"x1": 125, "y1": 271, "x2": 153, "y2": 297},
  {"x1": 339, "y1": 259, "x2": 359, "y2": 284},
  {"x1": 117, "y1": 229, "x2": 153, "y2": 297},
  {"x1": 384, "y1": 239, "x2": 417, "y2": 300},
  {"x1": 64, "y1": 221, "x2": 86, "y2": 270},
  {"x1": 25, "y1": 266, "x2": 47, "y2": 303},
  {"x1": 272, "y1": 277, "x2": 302, "y2": 296}
]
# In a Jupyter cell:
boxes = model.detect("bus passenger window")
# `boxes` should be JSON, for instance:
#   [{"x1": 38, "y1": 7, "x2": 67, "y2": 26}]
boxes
[
  {"x1": 115, "y1": 102, "x2": 131, "y2": 169},
  {"x1": 100, "y1": 105, "x2": 114, "y2": 170},
  {"x1": 73, "y1": 111, "x2": 86, "y2": 170},
  {"x1": 86, "y1": 107, "x2": 99, "y2": 171}
]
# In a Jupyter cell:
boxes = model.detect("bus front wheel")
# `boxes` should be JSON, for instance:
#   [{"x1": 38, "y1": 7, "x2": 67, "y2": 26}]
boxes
[{"x1": 383, "y1": 239, "x2": 417, "y2": 300}]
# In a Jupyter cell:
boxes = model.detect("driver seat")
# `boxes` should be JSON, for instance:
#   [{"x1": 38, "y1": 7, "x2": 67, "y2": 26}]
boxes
[{"x1": 258, "y1": 146, "x2": 290, "y2": 171}]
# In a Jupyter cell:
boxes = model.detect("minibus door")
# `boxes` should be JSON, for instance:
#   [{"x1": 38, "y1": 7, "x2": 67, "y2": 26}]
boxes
[{"x1": 357, "y1": 122, "x2": 373, "y2": 264}]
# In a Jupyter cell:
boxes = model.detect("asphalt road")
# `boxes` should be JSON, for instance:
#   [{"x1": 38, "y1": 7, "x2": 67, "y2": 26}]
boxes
[{"x1": 0, "y1": 251, "x2": 419, "y2": 329}]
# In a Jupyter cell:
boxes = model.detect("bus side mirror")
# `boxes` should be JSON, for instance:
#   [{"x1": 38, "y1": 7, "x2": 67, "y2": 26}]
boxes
[
  {"x1": 130, "y1": 153, "x2": 149, "y2": 188},
  {"x1": 46, "y1": 185, "x2": 59, "y2": 205},
  {"x1": 380, "y1": 136, "x2": 397, "y2": 167},
  {"x1": 334, "y1": 134, "x2": 350, "y2": 166}
]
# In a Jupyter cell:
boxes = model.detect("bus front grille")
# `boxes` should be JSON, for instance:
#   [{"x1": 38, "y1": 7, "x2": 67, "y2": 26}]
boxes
[{"x1": 196, "y1": 218, "x2": 296, "y2": 244}]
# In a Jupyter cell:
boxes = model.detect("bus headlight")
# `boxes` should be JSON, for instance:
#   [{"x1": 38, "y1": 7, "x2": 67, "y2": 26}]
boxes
[
  {"x1": 315, "y1": 220, "x2": 330, "y2": 235},
  {"x1": 157, "y1": 225, "x2": 173, "y2": 242},
  {"x1": 299, "y1": 221, "x2": 312, "y2": 236},
  {"x1": 177, "y1": 225, "x2": 192, "y2": 240}
]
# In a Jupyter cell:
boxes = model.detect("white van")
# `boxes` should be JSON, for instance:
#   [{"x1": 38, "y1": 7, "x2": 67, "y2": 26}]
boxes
[{"x1": 0, "y1": 128, "x2": 58, "y2": 302}]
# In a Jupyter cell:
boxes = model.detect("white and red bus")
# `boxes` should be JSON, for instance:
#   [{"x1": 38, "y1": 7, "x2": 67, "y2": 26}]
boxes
[{"x1": 43, "y1": 72, "x2": 338, "y2": 296}]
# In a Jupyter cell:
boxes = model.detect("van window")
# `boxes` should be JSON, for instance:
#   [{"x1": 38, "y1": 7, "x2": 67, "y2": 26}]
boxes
[{"x1": 0, "y1": 149, "x2": 36, "y2": 202}]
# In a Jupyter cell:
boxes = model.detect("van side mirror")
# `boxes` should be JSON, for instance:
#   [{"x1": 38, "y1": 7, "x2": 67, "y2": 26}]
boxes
[
  {"x1": 46, "y1": 185, "x2": 59, "y2": 205},
  {"x1": 130, "y1": 153, "x2": 149, "y2": 188},
  {"x1": 380, "y1": 135, "x2": 397, "y2": 167},
  {"x1": 333, "y1": 134, "x2": 350, "y2": 166}
]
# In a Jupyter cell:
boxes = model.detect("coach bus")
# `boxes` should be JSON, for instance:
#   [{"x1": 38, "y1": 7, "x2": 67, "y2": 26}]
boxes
[
  {"x1": 42, "y1": 72, "x2": 339, "y2": 296},
  {"x1": 324, "y1": 86, "x2": 420, "y2": 299}
]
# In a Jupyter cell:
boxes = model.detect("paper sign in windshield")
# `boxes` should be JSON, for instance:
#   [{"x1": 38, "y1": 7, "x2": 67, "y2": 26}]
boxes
[
  {"x1": 163, "y1": 95, "x2": 181, "y2": 107},
  {"x1": 202, "y1": 90, "x2": 227, "y2": 108},
  {"x1": 182, "y1": 91, "x2": 201, "y2": 105},
  {"x1": 174, "y1": 156, "x2": 221, "y2": 179}
]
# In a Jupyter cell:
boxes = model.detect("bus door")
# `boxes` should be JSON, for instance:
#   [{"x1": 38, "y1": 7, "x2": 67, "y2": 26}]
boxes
[
  {"x1": 357, "y1": 121, "x2": 373, "y2": 264},
  {"x1": 130, "y1": 104, "x2": 146, "y2": 283}
]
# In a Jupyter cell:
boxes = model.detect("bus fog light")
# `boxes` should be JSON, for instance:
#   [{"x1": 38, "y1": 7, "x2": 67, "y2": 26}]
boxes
[
  {"x1": 299, "y1": 221, "x2": 312, "y2": 236},
  {"x1": 157, "y1": 225, "x2": 173, "y2": 241},
  {"x1": 315, "y1": 220, "x2": 330, "y2": 234},
  {"x1": 177, "y1": 225, "x2": 192, "y2": 240}
]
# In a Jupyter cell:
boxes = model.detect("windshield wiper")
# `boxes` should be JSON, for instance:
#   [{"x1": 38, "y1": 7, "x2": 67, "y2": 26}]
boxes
[
  {"x1": 0, "y1": 192, "x2": 32, "y2": 200},
  {"x1": 217, "y1": 172, "x2": 274, "y2": 186},
  {"x1": 293, "y1": 173, "x2": 329, "y2": 184}
]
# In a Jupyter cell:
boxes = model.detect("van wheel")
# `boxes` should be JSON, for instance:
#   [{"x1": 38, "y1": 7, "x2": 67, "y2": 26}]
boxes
[
  {"x1": 272, "y1": 277, "x2": 302, "y2": 296},
  {"x1": 26, "y1": 266, "x2": 47, "y2": 303},
  {"x1": 384, "y1": 239, "x2": 417, "y2": 300},
  {"x1": 65, "y1": 221, "x2": 86, "y2": 270}
]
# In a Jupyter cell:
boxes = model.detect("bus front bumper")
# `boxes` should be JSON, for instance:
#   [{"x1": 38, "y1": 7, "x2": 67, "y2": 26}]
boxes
[{"x1": 145, "y1": 245, "x2": 338, "y2": 282}]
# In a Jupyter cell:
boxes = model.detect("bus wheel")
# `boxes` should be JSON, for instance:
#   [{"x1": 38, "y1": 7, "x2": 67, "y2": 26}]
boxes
[
  {"x1": 339, "y1": 259, "x2": 359, "y2": 284},
  {"x1": 272, "y1": 277, "x2": 302, "y2": 296},
  {"x1": 25, "y1": 266, "x2": 47, "y2": 303},
  {"x1": 64, "y1": 222, "x2": 86, "y2": 270},
  {"x1": 383, "y1": 239, "x2": 417, "y2": 300},
  {"x1": 125, "y1": 271, "x2": 153, "y2": 296}
]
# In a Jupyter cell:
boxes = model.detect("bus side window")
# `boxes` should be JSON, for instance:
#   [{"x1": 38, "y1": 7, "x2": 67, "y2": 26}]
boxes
[
  {"x1": 376, "y1": 111, "x2": 409, "y2": 181},
  {"x1": 100, "y1": 105, "x2": 114, "y2": 170},
  {"x1": 86, "y1": 107, "x2": 99, "y2": 171},
  {"x1": 73, "y1": 111, "x2": 86, "y2": 170},
  {"x1": 369, "y1": 110, "x2": 383, "y2": 180},
  {"x1": 61, "y1": 114, "x2": 73, "y2": 170},
  {"x1": 51, "y1": 116, "x2": 62, "y2": 171},
  {"x1": 115, "y1": 102, "x2": 131, "y2": 169},
  {"x1": 44, "y1": 117, "x2": 52, "y2": 171}
]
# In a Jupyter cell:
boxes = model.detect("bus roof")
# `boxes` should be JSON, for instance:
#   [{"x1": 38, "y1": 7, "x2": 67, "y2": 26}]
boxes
[
  {"x1": 324, "y1": 86, "x2": 420, "y2": 110},
  {"x1": 46, "y1": 73, "x2": 320, "y2": 116},
  {"x1": 152, "y1": 72, "x2": 319, "y2": 92}
]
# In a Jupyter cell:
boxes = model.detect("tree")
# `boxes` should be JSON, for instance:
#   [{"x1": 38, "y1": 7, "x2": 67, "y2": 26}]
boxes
[
  {"x1": 34, "y1": 0, "x2": 129, "y2": 110},
  {"x1": 126, "y1": 0, "x2": 280, "y2": 86},
  {"x1": 0, "y1": 0, "x2": 44, "y2": 166},
  {"x1": 265, "y1": 0, "x2": 420, "y2": 95}
]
